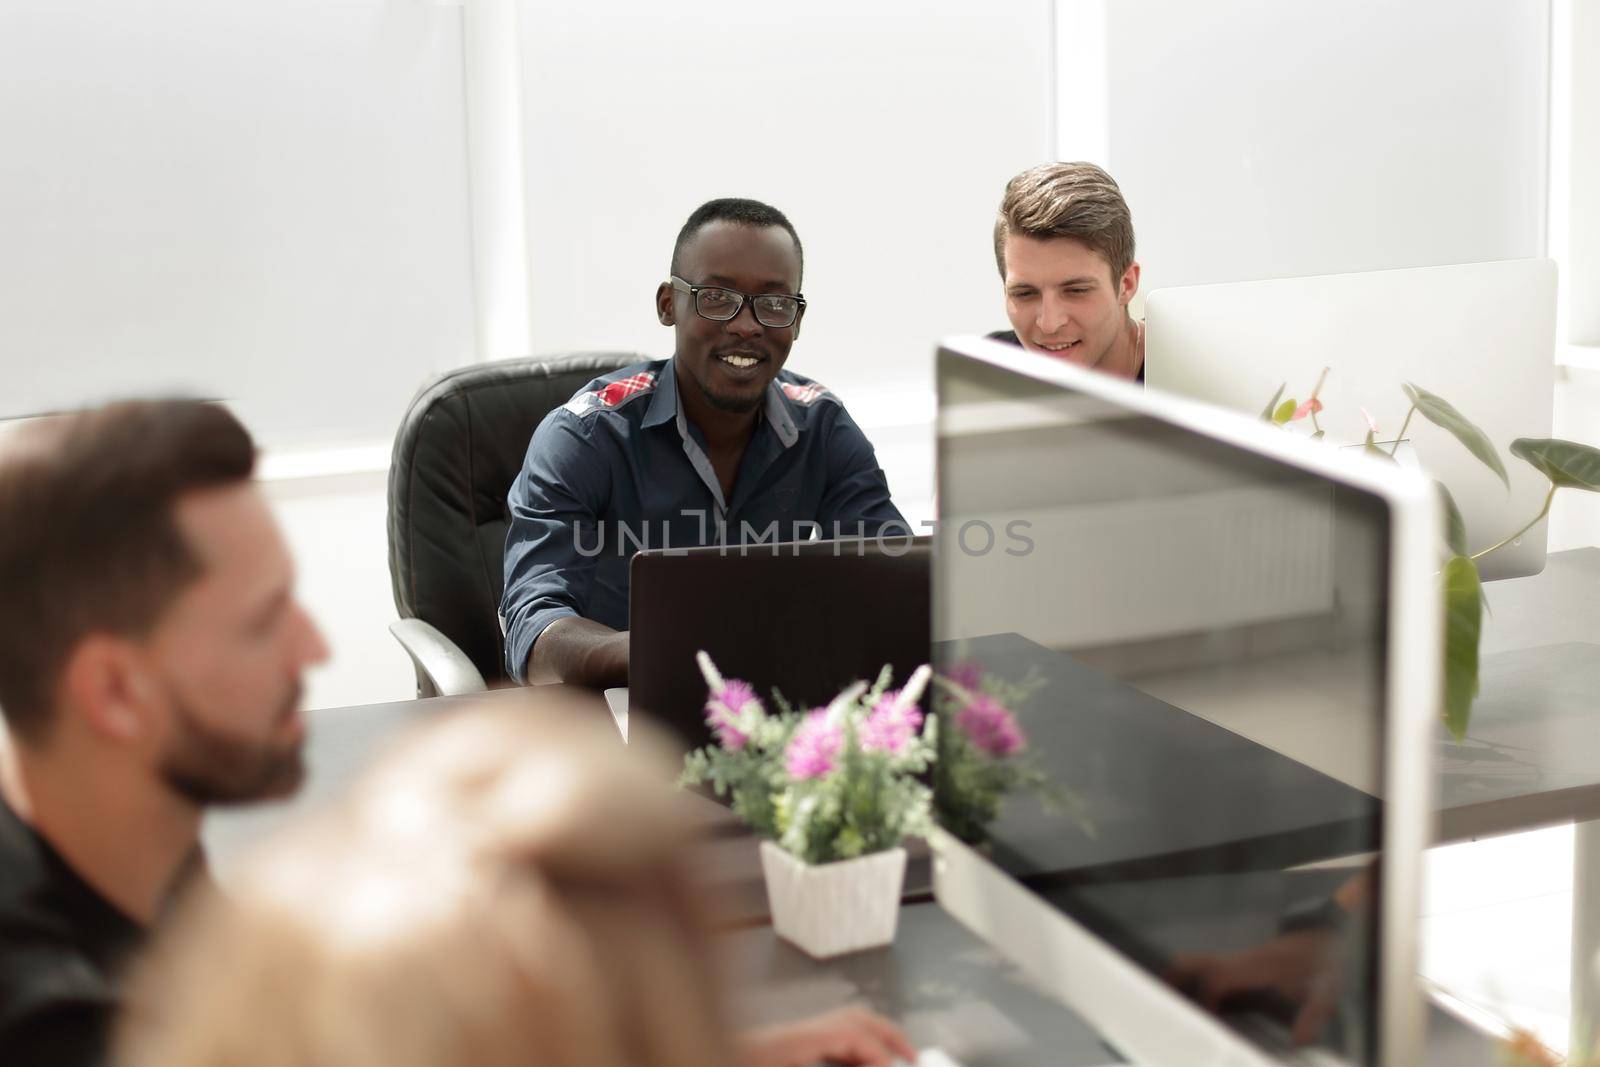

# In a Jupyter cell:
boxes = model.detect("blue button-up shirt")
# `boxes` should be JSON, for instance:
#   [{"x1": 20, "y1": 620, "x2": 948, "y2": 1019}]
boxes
[{"x1": 500, "y1": 358, "x2": 906, "y2": 681}]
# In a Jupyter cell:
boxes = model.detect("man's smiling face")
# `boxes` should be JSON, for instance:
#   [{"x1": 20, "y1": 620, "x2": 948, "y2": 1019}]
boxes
[
  {"x1": 660, "y1": 220, "x2": 804, "y2": 415},
  {"x1": 1003, "y1": 234, "x2": 1138, "y2": 368}
]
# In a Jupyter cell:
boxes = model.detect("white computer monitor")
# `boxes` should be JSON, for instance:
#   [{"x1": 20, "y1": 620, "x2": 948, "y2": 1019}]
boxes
[
  {"x1": 930, "y1": 336, "x2": 1439, "y2": 1066},
  {"x1": 1144, "y1": 258, "x2": 1555, "y2": 580}
]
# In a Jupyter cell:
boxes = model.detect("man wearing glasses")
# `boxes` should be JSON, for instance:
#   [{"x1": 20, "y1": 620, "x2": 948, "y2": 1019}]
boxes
[{"x1": 501, "y1": 198, "x2": 906, "y2": 688}]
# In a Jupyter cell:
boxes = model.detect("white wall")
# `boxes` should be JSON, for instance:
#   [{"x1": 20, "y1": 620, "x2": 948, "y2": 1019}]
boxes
[
  {"x1": 0, "y1": 1, "x2": 476, "y2": 447},
  {"x1": 265, "y1": 476, "x2": 413, "y2": 712},
  {"x1": 1103, "y1": 0, "x2": 1549, "y2": 296},
  {"x1": 1569, "y1": 0, "x2": 1600, "y2": 345},
  {"x1": 515, "y1": 0, "x2": 1055, "y2": 402}
]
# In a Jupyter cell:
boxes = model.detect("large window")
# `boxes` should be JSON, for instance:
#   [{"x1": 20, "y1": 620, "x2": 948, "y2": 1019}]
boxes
[{"x1": 0, "y1": 1, "x2": 476, "y2": 446}]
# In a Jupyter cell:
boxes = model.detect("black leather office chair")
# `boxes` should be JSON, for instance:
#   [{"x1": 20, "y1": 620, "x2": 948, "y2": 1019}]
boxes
[{"x1": 386, "y1": 352, "x2": 643, "y2": 697}]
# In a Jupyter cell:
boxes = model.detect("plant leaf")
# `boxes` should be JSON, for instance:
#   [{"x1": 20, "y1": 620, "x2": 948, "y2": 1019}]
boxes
[
  {"x1": 1442, "y1": 555, "x2": 1483, "y2": 741},
  {"x1": 1261, "y1": 383, "x2": 1287, "y2": 422},
  {"x1": 1272, "y1": 398, "x2": 1298, "y2": 425},
  {"x1": 1436, "y1": 482, "x2": 1468, "y2": 557},
  {"x1": 1403, "y1": 382, "x2": 1509, "y2": 489},
  {"x1": 1310, "y1": 429, "x2": 1326, "y2": 441},
  {"x1": 1509, "y1": 437, "x2": 1600, "y2": 492}
]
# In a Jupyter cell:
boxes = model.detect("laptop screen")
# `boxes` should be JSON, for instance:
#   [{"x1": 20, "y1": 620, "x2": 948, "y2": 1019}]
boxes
[
  {"x1": 933, "y1": 347, "x2": 1393, "y2": 1064},
  {"x1": 629, "y1": 538, "x2": 932, "y2": 752}
]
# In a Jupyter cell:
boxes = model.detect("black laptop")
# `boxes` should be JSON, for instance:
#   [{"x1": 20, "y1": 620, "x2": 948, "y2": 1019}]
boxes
[{"x1": 620, "y1": 537, "x2": 931, "y2": 751}]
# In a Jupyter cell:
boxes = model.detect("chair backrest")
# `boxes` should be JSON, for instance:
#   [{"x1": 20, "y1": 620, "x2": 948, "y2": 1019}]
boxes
[{"x1": 387, "y1": 353, "x2": 644, "y2": 690}]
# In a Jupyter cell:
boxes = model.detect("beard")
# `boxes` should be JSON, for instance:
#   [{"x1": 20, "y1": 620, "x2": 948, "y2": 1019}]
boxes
[
  {"x1": 692, "y1": 372, "x2": 763, "y2": 414},
  {"x1": 702, "y1": 387, "x2": 762, "y2": 414},
  {"x1": 690, "y1": 354, "x2": 766, "y2": 414},
  {"x1": 160, "y1": 683, "x2": 307, "y2": 806}
]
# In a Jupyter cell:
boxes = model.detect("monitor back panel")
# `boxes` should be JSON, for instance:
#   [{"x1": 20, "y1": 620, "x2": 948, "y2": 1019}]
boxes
[
  {"x1": 932, "y1": 337, "x2": 1439, "y2": 1067},
  {"x1": 629, "y1": 538, "x2": 931, "y2": 750}
]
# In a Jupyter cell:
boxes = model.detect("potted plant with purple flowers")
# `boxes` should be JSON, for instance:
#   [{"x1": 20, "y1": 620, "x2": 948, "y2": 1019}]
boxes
[
  {"x1": 931, "y1": 660, "x2": 1089, "y2": 845},
  {"x1": 679, "y1": 652, "x2": 935, "y2": 958}
]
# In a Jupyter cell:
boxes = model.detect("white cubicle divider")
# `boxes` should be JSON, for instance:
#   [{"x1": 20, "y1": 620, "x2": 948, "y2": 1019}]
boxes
[
  {"x1": 1145, "y1": 258, "x2": 1557, "y2": 582},
  {"x1": 1100, "y1": 0, "x2": 1549, "y2": 298}
]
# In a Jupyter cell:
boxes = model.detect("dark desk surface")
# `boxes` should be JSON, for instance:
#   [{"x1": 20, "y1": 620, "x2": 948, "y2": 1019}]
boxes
[
  {"x1": 956, "y1": 629, "x2": 1379, "y2": 886},
  {"x1": 203, "y1": 549, "x2": 1600, "y2": 1066},
  {"x1": 723, "y1": 902, "x2": 1503, "y2": 1067},
  {"x1": 199, "y1": 685, "x2": 1509, "y2": 1066}
]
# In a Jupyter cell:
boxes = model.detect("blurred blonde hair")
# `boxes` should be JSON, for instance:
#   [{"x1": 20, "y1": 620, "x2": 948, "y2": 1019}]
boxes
[{"x1": 117, "y1": 698, "x2": 737, "y2": 1067}]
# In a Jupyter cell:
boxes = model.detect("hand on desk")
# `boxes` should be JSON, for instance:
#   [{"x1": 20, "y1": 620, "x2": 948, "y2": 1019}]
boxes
[{"x1": 737, "y1": 1006, "x2": 917, "y2": 1067}]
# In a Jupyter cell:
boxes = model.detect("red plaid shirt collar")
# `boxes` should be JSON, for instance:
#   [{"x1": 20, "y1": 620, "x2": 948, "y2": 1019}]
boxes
[{"x1": 633, "y1": 359, "x2": 830, "y2": 450}]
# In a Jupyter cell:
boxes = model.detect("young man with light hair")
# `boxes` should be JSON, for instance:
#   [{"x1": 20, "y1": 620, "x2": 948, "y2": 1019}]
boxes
[{"x1": 990, "y1": 161, "x2": 1145, "y2": 381}]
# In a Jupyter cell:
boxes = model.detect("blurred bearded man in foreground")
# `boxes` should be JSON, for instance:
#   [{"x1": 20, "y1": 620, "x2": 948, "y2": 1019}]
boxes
[{"x1": 0, "y1": 399, "x2": 329, "y2": 1066}]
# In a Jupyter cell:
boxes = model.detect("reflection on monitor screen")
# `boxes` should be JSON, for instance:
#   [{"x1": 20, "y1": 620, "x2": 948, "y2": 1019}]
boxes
[{"x1": 934, "y1": 351, "x2": 1392, "y2": 1065}]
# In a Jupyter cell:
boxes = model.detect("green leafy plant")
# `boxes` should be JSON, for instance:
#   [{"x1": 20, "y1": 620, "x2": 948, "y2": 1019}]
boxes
[
  {"x1": 679, "y1": 654, "x2": 935, "y2": 865},
  {"x1": 1265, "y1": 372, "x2": 1600, "y2": 738}
]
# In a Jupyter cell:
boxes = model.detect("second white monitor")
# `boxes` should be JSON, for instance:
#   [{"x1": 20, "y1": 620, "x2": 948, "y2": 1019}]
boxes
[{"x1": 1145, "y1": 258, "x2": 1555, "y2": 579}]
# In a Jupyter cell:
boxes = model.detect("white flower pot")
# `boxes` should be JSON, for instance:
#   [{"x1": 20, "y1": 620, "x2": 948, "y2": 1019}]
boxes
[{"x1": 759, "y1": 841, "x2": 907, "y2": 959}]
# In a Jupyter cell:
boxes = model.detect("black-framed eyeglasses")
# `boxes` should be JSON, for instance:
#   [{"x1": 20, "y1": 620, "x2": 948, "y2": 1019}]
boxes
[{"x1": 670, "y1": 276, "x2": 806, "y2": 329}]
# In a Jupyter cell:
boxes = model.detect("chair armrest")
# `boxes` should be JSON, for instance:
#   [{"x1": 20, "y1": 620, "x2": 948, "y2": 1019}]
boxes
[{"x1": 388, "y1": 618, "x2": 489, "y2": 698}]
